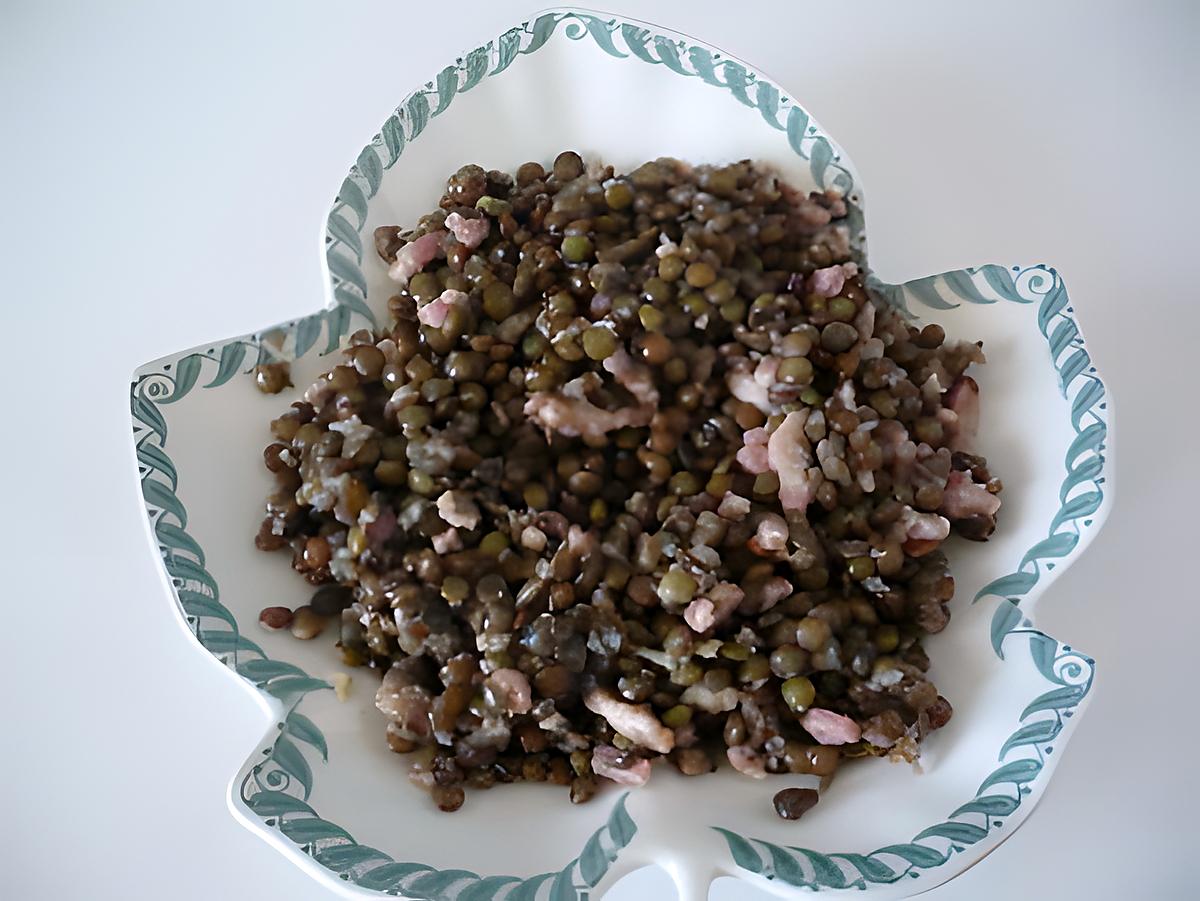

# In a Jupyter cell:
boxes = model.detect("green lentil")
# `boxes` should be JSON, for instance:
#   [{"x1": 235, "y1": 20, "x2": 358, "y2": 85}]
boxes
[
  {"x1": 475, "y1": 195, "x2": 511, "y2": 216},
  {"x1": 704, "y1": 278, "x2": 735, "y2": 306},
  {"x1": 779, "y1": 331, "x2": 813, "y2": 357},
  {"x1": 874, "y1": 624, "x2": 900, "y2": 653},
  {"x1": 848, "y1": 556, "x2": 876, "y2": 580},
  {"x1": 521, "y1": 330, "x2": 548, "y2": 358},
  {"x1": 668, "y1": 471, "x2": 701, "y2": 496},
  {"x1": 663, "y1": 358, "x2": 689, "y2": 384},
  {"x1": 658, "y1": 255, "x2": 685, "y2": 281},
  {"x1": 643, "y1": 277, "x2": 672, "y2": 305},
  {"x1": 638, "y1": 304, "x2": 666, "y2": 331},
  {"x1": 611, "y1": 293, "x2": 639, "y2": 319},
  {"x1": 482, "y1": 282, "x2": 515, "y2": 321},
  {"x1": 706, "y1": 473, "x2": 733, "y2": 496},
  {"x1": 409, "y1": 272, "x2": 441, "y2": 304},
  {"x1": 604, "y1": 181, "x2": 633, "y2": 210},
  {"x1": 561, "y1": 235, "x2": 594, "y2": 262},
  {"x1": 770, "y1": 644, "x2": 808, "y2": 678},
  {"x1": 914, "y1": 417, "x2": 944, "y2": 445},
  {"x1": 685, "y1": 261, "x2": 716, "y2": 288},
  {"x1": 719, "y1": 641, "x2": 751, "y2": 662},
  {"x1": 739, "y1": 654, "x2": 771, "y2": 683},
  {"x1": 441, "y1": 576, "x2": 469, "y2": 604},
  {"x1": 753, "y1": 471, "x2": 781, "y2": 495},
  {"x1": 828, "y1": 297, "x2": 858, "y2": 321},
  {"x1": 582, "y1": 326, "x2": 618, "y2": 361},
  {"x1": 408, "y1": 469, "x2": 435, "y2": 495},
  {"x1": 719, "y1": 298, "x2": 746, "y2": 323},
  {"x1": 662, "y1": 704, "x2": 693, "y2": 728},
  {"x1": 458, "y1": 382, "x2": 487, "y2": 412},
  {"x1": 548, "y1": 293, "x2": 576, "y2": 317},
  {"x1": 374, "y1": 459, "x2": 409, "y2": 486},
  {"x1": 398, "y1": 405, "x2": 432, "y2": 432},
  {"x1": 781, "y1": 676, "x2": 816, "y2": 713},
  {"x1": 523, "y1": 483, "x2": 549, "y2": 510},
  {"x1": 658, "y1": 568, "x2": 698, "y2": 606},
  {"x1": 795, "y1": 617, "x2": 832, "y2": 651},
  {"x1": 479, "y1": 531, "x2": 510, "y2": 556},
  {"x1": 679, "y1": 292, "x2": 710, "y2": 318},
  {"x1": 670, "y1": 660, "x2": 703, "y2": 686},
  {"x1": 777, "y1": 357, "x2": 814, "y2": 385}
]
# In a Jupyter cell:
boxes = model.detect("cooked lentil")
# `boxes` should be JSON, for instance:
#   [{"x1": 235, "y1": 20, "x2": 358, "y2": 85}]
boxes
[
  {"x1": 773, "y1": 786, "x2": 820, "y2": 820},
  {"x1": 256, "y1": 154, "x2": 1000, "y2": 813}
]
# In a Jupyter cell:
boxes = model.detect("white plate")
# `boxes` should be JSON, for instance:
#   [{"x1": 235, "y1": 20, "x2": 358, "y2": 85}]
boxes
[{"x1": 129, "y1": 7, "x2": 1112, "y2": 899}]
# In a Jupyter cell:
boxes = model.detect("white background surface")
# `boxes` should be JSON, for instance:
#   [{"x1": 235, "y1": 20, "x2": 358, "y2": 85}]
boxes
[{"x1": 2, "y1": 1, "x2": 1197, "y2": 898}]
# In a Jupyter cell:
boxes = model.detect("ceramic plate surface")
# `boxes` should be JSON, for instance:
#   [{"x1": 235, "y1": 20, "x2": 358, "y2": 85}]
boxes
[{"x1": 130, "y1": 8, "x2": 1112, "y2": 899}]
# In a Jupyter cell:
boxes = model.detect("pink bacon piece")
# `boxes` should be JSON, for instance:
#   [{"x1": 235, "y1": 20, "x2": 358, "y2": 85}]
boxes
[
  {"x1": 417, "y1": 288, "x2": 468, "y2": 328},
  {"x1": 802, "y1": 708, "x2": 862, "y2": 745},
  {"x1": 444, "y1": 212, "x2": 490, "y2": 250},
  {"x1": 940, "y1": 469, "x2": 1001, "y2": 519},
  {"x1": 768, "y1": 410, "x2": 818, "y2": 512},
  {"x1": 387, "y1": 230, "x2": 445, "y2": 286}
]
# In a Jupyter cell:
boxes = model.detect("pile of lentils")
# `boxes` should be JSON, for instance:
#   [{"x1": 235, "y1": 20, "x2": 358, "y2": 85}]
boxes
[{"x1": 254, "y1": 152, "x2": 1003, "y2": 817}]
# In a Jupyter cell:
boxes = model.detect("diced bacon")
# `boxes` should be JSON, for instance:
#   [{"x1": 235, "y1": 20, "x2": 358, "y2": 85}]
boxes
[
  {"x1": 602, "y1": 347, "x2": 659, "y2": 405},
  {"x1": 741, "y1": 576, "x2": 793, "y2": 614},
  {"x1": 900, "y1": 506, "x2": 951, "y2": 541},
  {"x1": 807, "y1": 265, "x2": 846, "y2": 298},
  {"x1": 328, "y1": 414, "x2": 376, "y2": 458},
  {"x1": 728, "y1": 369, "x2": 772, "y2": 413},
  {"x1": 727, "y1": 745, "x2": 767, "y2": 778},
  {"x1": 680, "y1": 683, "x2": 740, "y2": 713},
  {"x1": 754, "y1": 514, "x2": 789, "y2": 551},
  {"x1": 753, "y1": 356, "x2": 780, "y2": 388},
  {"x1": 684, "y1": 598, "x2": 715, "y2": 633},
  {"x1": 940, "y1": 469, "x2": 1001, "y2": 519},
  {"x1": 485, "y1": 668, "x2": 532, "y2": 714},
  {"x1": 944, "y1": 375, "x2": 980, "y2": 452},
  {"x1": 444, "y1": 212, "x2": 489, "y2": 250},
  {"x1": 736, "y1": 427, "x2": 771, "y2": 473},
  {"x1": 417, "y1": 288, "x2": 468, "y2": 328},
  {"x1": 591, "y1": 745, "x2": 652, "y2": 786},
  {"x1": 387, "y1": 230, "x2": 445, "y2": 285},
  {"x1": 706, "y1": 582, "x2": 746, "y2": 628},
  {"x1": 523, "y1": 393, "x2": 654, "y2": 441},
  {"x1": 768, "y1": 411, "x2": 818, "y2": 512},
  {"x1": 583, "y1": 687, "x2": 675, "y2": 754},
  {"x1": 802, "y1": 708, "x2": 862, "y2": 745},
  {"x1": 431, "y1": 528, "x2": 462, "y2": 554},
  {"x1": 436, "y1": 490, "x2": 481, "y2": 529},
  {"x1": 717, "y1": 492, "x2": 752, "y2": 521}
]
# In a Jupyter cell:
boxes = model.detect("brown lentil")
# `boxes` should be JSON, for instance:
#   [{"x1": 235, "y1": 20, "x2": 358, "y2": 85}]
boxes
[
  {"x1": 258, "y1": 606, "x2": 293, "y2": 631},
  {"x1": 773, "y1": 787, "x2": 820, "y2": 820},
  {"x1": 254, "y1": 362, "x2": 291, "y2": 395},
  {"x1": 259, "y1": 154, "x2": 1001, "y2": 813}
]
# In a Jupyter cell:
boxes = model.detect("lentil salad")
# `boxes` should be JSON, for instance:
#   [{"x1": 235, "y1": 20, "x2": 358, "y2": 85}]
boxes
[{"x1": 255, "y1": 152, "x2": 1002, "y2": 815}]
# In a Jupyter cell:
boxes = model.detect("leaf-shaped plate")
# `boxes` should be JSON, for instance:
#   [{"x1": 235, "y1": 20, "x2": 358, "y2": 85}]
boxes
[{"x1": 129, "y1": 7, "x2": 1112, "y2": 899}]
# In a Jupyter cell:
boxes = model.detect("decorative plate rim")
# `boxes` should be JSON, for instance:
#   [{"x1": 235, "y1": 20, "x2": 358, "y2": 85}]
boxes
[{"x1": 128, "y1": 7, "x2": 1112, "y2": 899}]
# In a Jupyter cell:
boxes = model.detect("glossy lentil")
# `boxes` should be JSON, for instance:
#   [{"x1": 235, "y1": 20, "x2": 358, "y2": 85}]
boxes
[{"x1": 255, "y1": 153, "x2": 1002, "y2": 813}]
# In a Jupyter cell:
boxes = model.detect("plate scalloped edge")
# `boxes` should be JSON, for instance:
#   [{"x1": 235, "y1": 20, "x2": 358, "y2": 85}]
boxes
[
  {"x1": 708, "y1": 262, "x2": 1110, "y2": 894},
  {"x1": 128, "y1": 7, "x2": 1112, "y2": 900}
]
